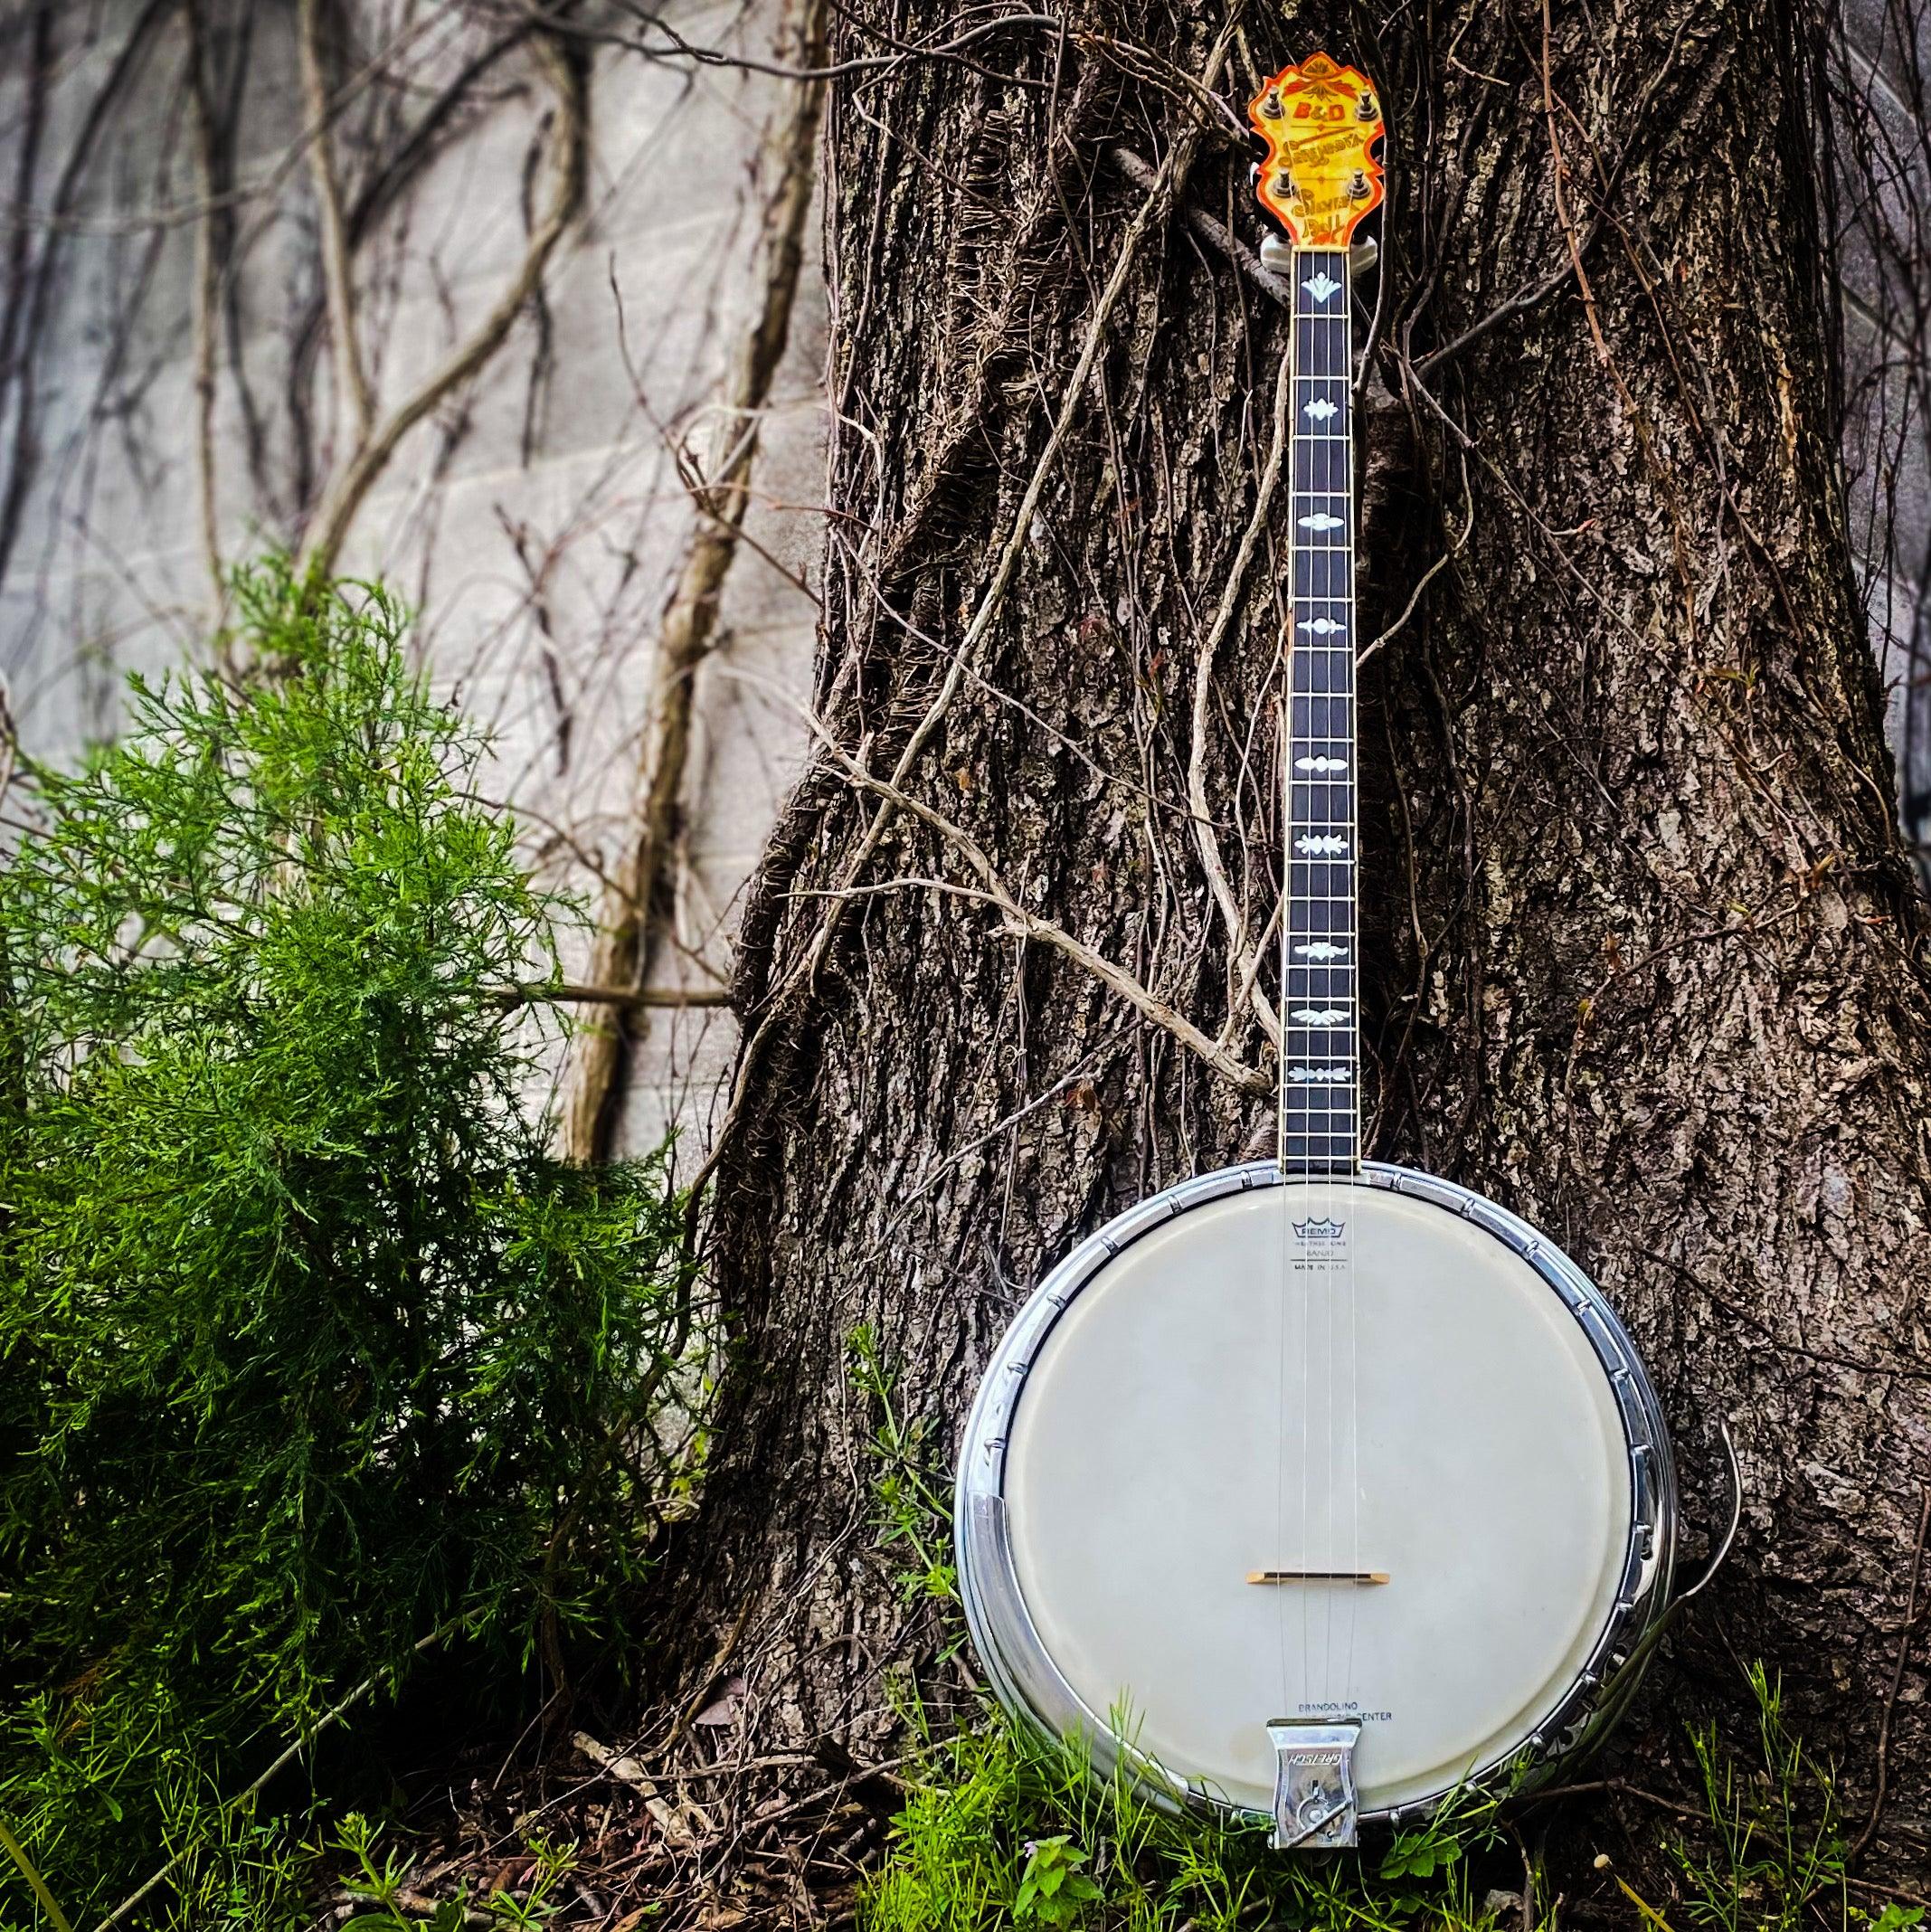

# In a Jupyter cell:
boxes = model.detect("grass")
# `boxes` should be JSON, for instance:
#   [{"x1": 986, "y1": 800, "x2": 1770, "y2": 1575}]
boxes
[
  {"x1": 861, "y1": 1698, "x2": 1507, "y2": 1932},
  {"x1": 1619, "y1": 1664, "x2": 1919, "y2": 1932},
  {"x1": 857, "y1": 1667, "x2": 1931, "y2": 1932}
]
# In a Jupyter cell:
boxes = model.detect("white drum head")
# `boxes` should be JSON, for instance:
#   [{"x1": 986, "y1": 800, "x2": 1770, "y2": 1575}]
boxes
[{"x1": 963, "y1": 1170, "x2": 1667, "y2": 1817}]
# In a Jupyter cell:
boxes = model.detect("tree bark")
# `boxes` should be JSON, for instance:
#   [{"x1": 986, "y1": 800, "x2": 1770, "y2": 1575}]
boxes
[{"x1": 666, "y1": 0, "x2": 1931, "y2": 1892}]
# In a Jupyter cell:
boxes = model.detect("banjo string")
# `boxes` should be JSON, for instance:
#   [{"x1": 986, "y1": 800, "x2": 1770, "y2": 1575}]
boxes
[
  {"x1": 1342, "y1": 250, "x2": 1364, "y2": 1711},
  {"x1": 1274, "y1": 687, "x2": 1292, "y2": 1722}
]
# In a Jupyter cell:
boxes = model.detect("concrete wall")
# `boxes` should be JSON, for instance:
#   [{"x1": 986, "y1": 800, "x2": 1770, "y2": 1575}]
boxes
[{"x1": 1835, "y1": 0, "x2": 1931, "y2": 856}]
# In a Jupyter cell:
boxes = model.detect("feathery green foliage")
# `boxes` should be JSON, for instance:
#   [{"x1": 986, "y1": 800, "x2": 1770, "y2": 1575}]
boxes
[{"x1": 0, "y1": 562, "x2": 691, "y2": 1928}]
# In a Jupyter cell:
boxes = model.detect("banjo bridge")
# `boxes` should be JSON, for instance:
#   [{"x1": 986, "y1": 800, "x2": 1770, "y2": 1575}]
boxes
[{"x1": 1247, "y1": 1569, "x2": 1389, "y2": 1586}]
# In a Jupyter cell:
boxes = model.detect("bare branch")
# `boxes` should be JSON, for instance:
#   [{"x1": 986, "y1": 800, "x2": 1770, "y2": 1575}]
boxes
[
  {"x1": 1108, "y1": 142, "x2": 1291, "y2": 305},
  {"x1": 801, "y1": 737, "x2": 1270, "y2": 1096},
  {"x1": 557, "y1": 0, "x2": 828, "y2": 1164},
  {"x1": 1190, "y1": 338, "x2": 1292, "y2": 1050},
  {"x1": 297, "y1": 0, "x2": 375, "y2": 446},
  {"x1": 181, "y1": 0, "x2": 225, "y2": 613},
  {"x1": 297, "y1": 31, "x2": 587, "y2": 579},
  {"x1": 497, "y1": 983, "x2": 733, "y2": 1009}
]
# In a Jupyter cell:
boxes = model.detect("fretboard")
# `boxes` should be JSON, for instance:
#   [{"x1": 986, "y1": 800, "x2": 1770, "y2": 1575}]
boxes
[{"x1": 1279, "y1": 247, "x2": 1358, "y2": 1179}]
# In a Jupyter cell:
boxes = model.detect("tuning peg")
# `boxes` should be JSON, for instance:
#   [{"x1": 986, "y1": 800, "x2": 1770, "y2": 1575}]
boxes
[
  {"x1": 1349, "y1": 237, "x2": 1378, "y2": 278},
  {"x1": 1356, "y1": 93, "x2": 1377, "y2": 121},
  {"x1": 1261, "y1": 89, "x2": 1285, "y2": 118}
]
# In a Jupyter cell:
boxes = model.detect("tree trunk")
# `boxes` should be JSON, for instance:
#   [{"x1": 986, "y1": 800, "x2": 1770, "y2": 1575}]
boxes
[{"x1": 666, "y1": 0, "x2": 1931, "y2": 1892}]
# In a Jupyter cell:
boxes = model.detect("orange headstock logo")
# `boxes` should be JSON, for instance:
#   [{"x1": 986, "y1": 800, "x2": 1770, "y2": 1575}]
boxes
[{"x1": 1249, "y1": 53, "x2": 1385, "y2": 249}]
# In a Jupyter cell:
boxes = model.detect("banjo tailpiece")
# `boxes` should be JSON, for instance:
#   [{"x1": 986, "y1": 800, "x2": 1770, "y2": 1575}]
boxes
[{"x1": 1267, "y1": 1719, "x2": 1365, "y2": 1850}]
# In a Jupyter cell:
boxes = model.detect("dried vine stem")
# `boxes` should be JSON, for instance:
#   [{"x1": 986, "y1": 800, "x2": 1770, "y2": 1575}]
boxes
[
  {"x1": 1850, "y1": 1482, "x2": 1931, "y2": 1864},
  {"x1": 687, "y1": 11, "x2": 1248, "y2": 1217},
  {"x1": 780, "y1": 686, "x2": 1271, "y2": 1094},
  {"x1": 297, "y1": 0, "x2": 375, "y2": 446},
  {"x1": 843, "y1": 868, "x2": 1271, "y2": 1094},
  {"x1": 181, "y1": 0, "x2": 224, "y2": 611},
  {"x1": 1190, "y1": 336, "x2": 1292, "y2": 1051},
  {"x1": 556, "y1": 0, "x2": 828, "y2": 1165},
  {"x1": 296, "y1": 31, "x2": 586, "y2": 579},
  {"x1": 501, "y1": 982, "x2": 734, "y2": 1009},
  {"x1": 1109, "y1": 141, "x2": 1292, "y2": 304}
]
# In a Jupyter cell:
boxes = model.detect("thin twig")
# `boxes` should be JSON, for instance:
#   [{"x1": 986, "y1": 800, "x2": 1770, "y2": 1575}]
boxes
[
  {"x1": 1108, "y1": 143, "x2": 1292, "y2": 305},
  {"x1": 181, "y1": 0, "x2": 225, "y2": 613},
  {"x1": 1189, "y1": 339, "x2": 1292, "y2": 1048},
  {"x1": 525, "y1": 3, "x2": 1060, "y2": 85},
  {"x1": 558, "y1": 0, "x2": 828, "y2": 1163},
  {"x1": 298, "y1": 32, "x2": 587, "y2": 578},
  {"x1": 1849, "y1": 1482, "x2": 1931, "y2": 1863},
  {"x1": 1354, "y1": 493, "x2": 1472, "y2": 670},
  {"x1": 801, "y1": 731, "x2": 1270, "y2": 1094},
  {"x1": 1526, "y1": 1777, "x2": 1705, "y2": 1822},
  {"x1": 93, "y1": 1626, "x2": 458, "y2": 1931},
  {"x1": 658, "y1": 1595, "x2": 758, "y2": 1759},
  {"x1": 497, "y1": 982, "x2": 733, "y2": 1009},
  {"x1": 297, "y1": 0, "x2": 375, "y2": 445},
  {"x1": 1541, "y1": 0, "x2": 1613, "y2": 370}
]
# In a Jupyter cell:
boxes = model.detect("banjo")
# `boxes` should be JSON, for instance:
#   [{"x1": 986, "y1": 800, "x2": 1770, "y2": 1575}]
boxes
[{"x1": 954, "y1": 54, "x2": 1676, "y2": 1851}]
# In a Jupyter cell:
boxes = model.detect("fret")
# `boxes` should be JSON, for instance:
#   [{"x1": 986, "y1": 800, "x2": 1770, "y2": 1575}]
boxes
[{"x1": 1281, "y1": 246, "x2": 1359, "y2": 1179}]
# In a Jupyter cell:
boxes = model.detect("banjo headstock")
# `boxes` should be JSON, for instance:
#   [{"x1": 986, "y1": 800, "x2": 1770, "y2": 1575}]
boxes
[{"x1": 1248, "y1": 52, "x2": 1385, "y2": 249}]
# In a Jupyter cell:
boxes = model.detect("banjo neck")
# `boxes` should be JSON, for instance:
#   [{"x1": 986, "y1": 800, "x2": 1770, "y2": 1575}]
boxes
[
  {"x1": 1279, "y1": 244, "x2": 1359, "y2": 1179},
  {"x1": 1249, "y1": 52, "x2": 1385, "y2": 1184}
]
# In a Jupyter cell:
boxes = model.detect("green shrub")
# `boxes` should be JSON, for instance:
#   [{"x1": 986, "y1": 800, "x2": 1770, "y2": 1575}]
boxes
[{"x1": 0, "y1": 562, "x2": 690, "y2": 1927}]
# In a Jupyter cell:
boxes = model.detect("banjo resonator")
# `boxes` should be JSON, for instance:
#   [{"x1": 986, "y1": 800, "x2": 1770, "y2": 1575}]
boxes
[{"x1": 954, "y1": 53, "x2": 1677, "y2": 1853}]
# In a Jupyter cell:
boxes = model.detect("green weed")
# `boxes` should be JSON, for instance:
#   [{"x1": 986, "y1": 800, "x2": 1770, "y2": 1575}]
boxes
[
  {"x1": 860, "y1": 1700, "x2": 1503, "y2": 1932},
  {"x1": 332, "y1": 1813, "x2": 574, "y2": 1931},
  {"x1": 1616, "y1": 1662, "x2": 1908, "y2": 1932},
  {"x1": 848, "y1": 1325, "x2": 959, "y2": 1606}
]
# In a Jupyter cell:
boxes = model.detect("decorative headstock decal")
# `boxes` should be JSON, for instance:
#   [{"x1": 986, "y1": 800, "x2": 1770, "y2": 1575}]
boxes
[{"x1": 1248, "y1": 53, "x2": 1385, "y2": 249}]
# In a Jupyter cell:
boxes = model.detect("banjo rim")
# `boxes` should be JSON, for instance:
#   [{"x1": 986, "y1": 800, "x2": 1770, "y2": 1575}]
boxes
[{"x1": 953, "y1": 1159, "x2": 1677, "y2": 1829}]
